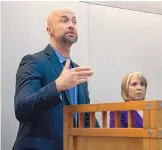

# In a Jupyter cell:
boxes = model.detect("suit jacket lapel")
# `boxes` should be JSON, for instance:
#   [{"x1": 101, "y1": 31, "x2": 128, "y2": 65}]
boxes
[
  {"x1": 77, "y1": 83, "x2": 85, "y2": 104},
  {"x1": 44, "y1": 44, "x2": 71, "y2": 104}
]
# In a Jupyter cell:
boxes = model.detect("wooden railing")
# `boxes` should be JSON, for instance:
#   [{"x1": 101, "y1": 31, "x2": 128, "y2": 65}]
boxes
[{"x1": 64, "y1": 100, "x2": 162, "y2": 150}]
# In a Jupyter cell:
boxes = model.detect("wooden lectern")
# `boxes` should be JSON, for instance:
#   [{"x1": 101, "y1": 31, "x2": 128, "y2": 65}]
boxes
[{"x1": 64, "y1": 100, "x2": 162, "y2": 150}]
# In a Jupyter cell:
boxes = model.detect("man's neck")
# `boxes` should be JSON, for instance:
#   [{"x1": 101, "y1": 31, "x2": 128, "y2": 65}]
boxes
[{"x1": 50, "y1": 40, "x2": 72, "y2": 58}]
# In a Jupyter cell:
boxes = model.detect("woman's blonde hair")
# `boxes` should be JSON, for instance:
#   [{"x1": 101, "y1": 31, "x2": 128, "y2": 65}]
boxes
[{"x1": 121, "y1": 72, "x2": 147, "y2": 101}]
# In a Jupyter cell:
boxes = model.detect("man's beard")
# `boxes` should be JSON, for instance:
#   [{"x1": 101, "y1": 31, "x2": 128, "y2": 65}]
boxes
[{"x1": 61, "y1": 33, "x2": 78, "y2": 44}]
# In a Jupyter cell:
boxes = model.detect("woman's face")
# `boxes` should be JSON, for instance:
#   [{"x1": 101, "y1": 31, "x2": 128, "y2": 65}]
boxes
[{"x1": 128, "y1": 74, "x2": 146, "y2": 101}]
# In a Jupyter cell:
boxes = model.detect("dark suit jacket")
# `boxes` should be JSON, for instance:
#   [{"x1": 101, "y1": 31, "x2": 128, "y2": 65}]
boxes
[
  {"x1": 13, "y1": 44, "x2": 99, "y2": 150},
  {"x1": 110, "y1": 111, "x2": 143, "y2": 128}
]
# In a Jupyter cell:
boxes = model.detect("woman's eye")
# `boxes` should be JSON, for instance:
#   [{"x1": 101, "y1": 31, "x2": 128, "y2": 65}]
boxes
[
  {"x1": 141, "y1": 82, "x2": 144, "y2": 86},
  {"x1": 73, "y1": 20, "x2": 77, "y2": 24},
  {"x1": 131, "y1": 83, "x2": 137, "y2": 86}
]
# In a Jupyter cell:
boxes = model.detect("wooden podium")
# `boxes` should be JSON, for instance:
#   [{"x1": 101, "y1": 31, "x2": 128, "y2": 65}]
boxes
[{"x1": 64, "y1": 100, "x2": 162, "y2": 150}]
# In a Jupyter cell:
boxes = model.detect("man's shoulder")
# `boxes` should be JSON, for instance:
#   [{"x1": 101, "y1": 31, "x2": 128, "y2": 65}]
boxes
[
  {"x1": 20, "y1": 46, "x2": 48, "y2": 64},
  {"x1": 32, "y1": 49, "x2": 47, "y2": 61}
]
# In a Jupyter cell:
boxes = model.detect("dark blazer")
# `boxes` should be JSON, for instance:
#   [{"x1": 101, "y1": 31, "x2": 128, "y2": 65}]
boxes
[
  {"x1": 13, "y1": 44, "x2": 99, "y2": 150},
  {"x1": 110, "y1": 110, "x2": 143, "y2": 128}
]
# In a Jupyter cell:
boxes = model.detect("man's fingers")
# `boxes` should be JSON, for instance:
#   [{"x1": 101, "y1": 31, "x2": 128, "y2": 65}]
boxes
[
  {"x1": 72, "y1": 66, "x2": 92, "y2": 72},
  {"x1": 75, "y1": 71, "x2": 94, "y2": 76}
]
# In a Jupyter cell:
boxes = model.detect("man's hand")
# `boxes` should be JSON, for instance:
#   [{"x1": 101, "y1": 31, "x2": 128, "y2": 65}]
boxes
[{"x1": 55, "y1": 59, "x2": 93, "y2": 92}]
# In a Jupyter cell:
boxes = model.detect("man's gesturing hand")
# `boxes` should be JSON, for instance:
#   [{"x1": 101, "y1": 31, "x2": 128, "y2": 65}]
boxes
[{"x1": 55, "y1": 59, "x2": 93, "y2": 92}]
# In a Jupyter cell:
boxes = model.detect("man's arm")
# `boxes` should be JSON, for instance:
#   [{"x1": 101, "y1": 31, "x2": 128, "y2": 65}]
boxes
[
  {"x1": 14, "y1": 54, "x2": 62, "y2": 123},
  {"x1": 84, "y1": 82, "x2": 100, "y2": 128}
]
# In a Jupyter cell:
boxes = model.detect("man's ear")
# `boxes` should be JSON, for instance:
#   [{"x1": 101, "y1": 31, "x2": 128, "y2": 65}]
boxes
[{"x1": 46, "y1": 26, "x2": 53, "y2": 36}]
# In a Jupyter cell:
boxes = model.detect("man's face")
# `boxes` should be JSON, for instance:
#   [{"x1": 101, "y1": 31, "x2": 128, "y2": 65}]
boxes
[
  {"x1": 128, "y1": 74, "x2": 146, "y2": 101},
  {"x1": 50, "y1": 10, "x2": 78, "y2": 44}
]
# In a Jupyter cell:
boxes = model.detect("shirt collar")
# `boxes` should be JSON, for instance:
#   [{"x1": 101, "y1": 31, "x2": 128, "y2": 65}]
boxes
[{"x1": 49, "y1": 43, "x2": 70, "y2": 64}]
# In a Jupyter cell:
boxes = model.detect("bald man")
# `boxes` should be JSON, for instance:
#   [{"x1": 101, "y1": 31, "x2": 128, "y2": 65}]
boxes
[{"x1": 12, "y1": 8, "x2": 99, "y2": 150}]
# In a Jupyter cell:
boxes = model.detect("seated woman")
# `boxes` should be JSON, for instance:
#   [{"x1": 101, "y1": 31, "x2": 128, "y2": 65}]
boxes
[{"x1": 110, "y1": 72, "x2": 147, "y2": 128}]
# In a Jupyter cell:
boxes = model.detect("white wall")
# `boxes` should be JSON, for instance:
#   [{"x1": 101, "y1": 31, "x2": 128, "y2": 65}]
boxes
[
  {"x1": 89, "y1": 4, "x2": 162, "y2": 103},
  {"x1": 89, "y1": 1, "x2": 162, "y2": 15},
  {"x1": 88, "y1": 3, "x2": 162, "y2": 126},
  {"x1": 1, "y1": 1, "x2": 162, "y2": 150}
]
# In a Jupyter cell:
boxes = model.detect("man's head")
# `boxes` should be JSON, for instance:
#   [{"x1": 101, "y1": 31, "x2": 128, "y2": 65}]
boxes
[{"x1": 46, "y1": 8, "x2": 78, "y2": 45}]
